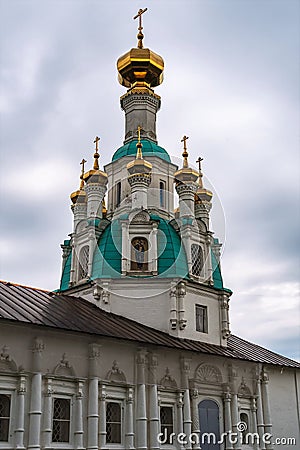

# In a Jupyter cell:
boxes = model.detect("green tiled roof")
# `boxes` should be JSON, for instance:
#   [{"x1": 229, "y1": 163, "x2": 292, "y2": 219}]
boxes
[
  {"x1": 60, "y1": 252, "x2": 72, "y2": 291},
  {"x1": 211, "y1": 249, "x2": 223, "y2": 289},
  {"x1": 112, "y1": 140, "x2": 171, "y2": 163}
]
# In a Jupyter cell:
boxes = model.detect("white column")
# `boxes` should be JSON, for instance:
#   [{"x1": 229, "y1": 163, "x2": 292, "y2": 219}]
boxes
[
  {"x1": 180, "y1": 357, "x2": 192, "y2": 450},
  {"x1": 98, "y1": 384, "x2": 106, "y2": 449},
  {"x1": 231, "y1": 393, "x2": 241, "y2": 450},
  {"x1": 125, "y1": 387, "x2": 135, "y2": 449},
  {"x1": 251, "y1": 397, "x2": 259, "y2": 450},
  {"x1": 42, "y1": 378, "x2": 52, "y2": 450},
  {"x1": 191, "y1": 390, "x2": 201, "y2": 450},
  {"x1": 177, "y1": 392, "x2": 184, "y2": 450},
  {"x1": 223, "y1": 387, "x2": 233, "y2": 450},
  {"x1": 256, "y1": 379, "x2": 266, "y2": 450},
  {"x1": 14, "y1": 374, "x2": 26, "y2": 449},
  {"x1": 177, "y1": 282, "x2": 187, "y2": 330},
  {"x1": 74, "y1": 380, "x2": 84, "y2": 449},
  {"x1": 87, "y1": 344, "x2": 101, "y2": 450},
  {"x1": 136, "y1": 349, "x2": 147, "y2": 450},
  {"x1": 28, "y1": 338, "x2": 44, "y2": 450},
  {"x1": 261, "y1": 369, "x2": 273, "y2": 450},
  {"x1": 149, "y1": 354, "x2": 159, "y2": 450}
]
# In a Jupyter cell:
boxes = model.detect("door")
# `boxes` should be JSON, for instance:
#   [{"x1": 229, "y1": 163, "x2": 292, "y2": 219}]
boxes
[{"x1": 199, "y1": 400, "x2": 220, "y2": 450}]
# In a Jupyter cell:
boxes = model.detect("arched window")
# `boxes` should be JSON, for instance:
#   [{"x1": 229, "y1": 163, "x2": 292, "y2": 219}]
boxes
[
  {"x1": 116, "y1": 182, "x2": 121, "y2": 207},
  {"x1": 0, "y1": 394, "x2": 10, "y2": 442},
  {"x1": 159, "y1": 180, "x2": 166, "y2": 208},
  {"x1": 78, "y1": 245, "x2": 89, "y2": 280},
  {"x1": 191, "y1": 244, "x2": 203, "y2": 277},
  {"x1": 130, "y1": 237, "x2": 148, "y2": 271},
  {"x1": 106, "y1": 402, "x2": 121, "y2": 443},
  {"x1": 199, "y1": 400, "x2": 220, "y2": 450},
  {"x1": 240, "y1": 412, "x2": 249, "y2": 444}
]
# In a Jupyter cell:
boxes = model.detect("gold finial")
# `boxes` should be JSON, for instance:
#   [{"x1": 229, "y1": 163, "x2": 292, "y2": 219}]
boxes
[
  {"x1": 93, "y1": 136, "x2": 100, "y2": 170},
  {"x1": 133, "y1": 7, "x2": 148, "y2": 49},
  {"x1": 136, "y1": 126, "x2": 143, "y2": 159},
  {"x1": 196, "y1": 157, "x2": 203, "y2": 174},
  {"x1": 80, "y1": 158, "x2": 87, "y2": 189},
  {"x1": 181, "y1": 135, "x2": 189, "y2": 168}
]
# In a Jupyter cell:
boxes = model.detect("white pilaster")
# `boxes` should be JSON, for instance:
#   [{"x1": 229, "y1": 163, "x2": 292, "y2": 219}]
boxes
[
  {"x1": 87, "y1": 344, "x2": 101, "y2": 450},
  {"x1": 74, "y1": 380, "x2": 84, "y2": 449},
  {"x1": 191, "y1": 390, "x2": 201, "y2": 450},
  {"x1": 14, "y1": 374, "x2": 26, "y2": 449},
  {"x1": 42, "y1": 378, "x2": 52, "y2": 450},
  {"x1": 180, "y1": 357, "x2": 192, "y2": 450},
  {"x1": 125, "y1": 387, "x2": 135, "y2": 449},
  {"x1": 148, "y1": 354, "x2": 159, "y2": 450},
  {"x1": 177, "y1": 392, "x2": 184, "y2": 450},
  {"x1": 261, "y1": 369, "x2": 273, "y2": 450},
  {"x1": 28, "y1": 338, "x2": 44, "y2": 450},
  {"x1": 99, "y1": 384, "x2": 106, "y2": 449},
  {"x1": 136, "y1": 349, "x2": 147, "y2": 450},
  {"x1": 223, "y1": 387, "x2": 233, "y2": 450}
]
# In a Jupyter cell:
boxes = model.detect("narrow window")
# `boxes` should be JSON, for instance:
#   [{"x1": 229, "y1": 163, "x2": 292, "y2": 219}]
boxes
[
  {"x1": 196, "y1": 304, "x2": 208, "y2": 333},
  {"x1": 116, "y1": 181, "x2": 121, "y2": 207},
  {"x1": 0, "y1": 394, "x2": 10, "y2": 442},
  {"x1": 52, "y1": 398, "x2": 71, "y2": 443},
  {"x1": 240, "y1": 412, "x2": 249, "y2": 444},
  {"x1": 159, "y1": 180, "x2": 166, "y2": 208},
  {"x1": 78, "y1": 245, "x2": 89, "y2": 280},
  {"x1": 191, "y1": 244, "x2": 203, "y2": 277},
  {"x1": 160, "y1": 406, "x2": 174, "y2": 441},
  {"x1": 106, "y1": 402, "x2": 121, "y2": 443}
]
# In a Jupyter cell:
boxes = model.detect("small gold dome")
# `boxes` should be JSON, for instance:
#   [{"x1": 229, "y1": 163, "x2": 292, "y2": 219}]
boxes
[{"x1": 117, "y1": 47, "x2": 164, "y2": 89}]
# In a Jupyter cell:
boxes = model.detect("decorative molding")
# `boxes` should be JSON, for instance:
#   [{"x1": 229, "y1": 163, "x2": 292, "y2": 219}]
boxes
[
  {"x1": 53, "y1": 353, "x2": 76, "y2": 377},
  {"x1": 160, "y1": 367, "x2": 177, "y2": 389},
  {"x1": 32, "y1": 337, "x2": 44, "y2": 353},
  {"x1": 0, "y1": 345, "x2": 17, "y2": 372},
  {"x1": 88, "y1": 343, "x2": 101, "y2": 359},
  {"x1": 106, "y1": 360, "x2": 126, "y2": 383},
  {"x1": 194, "y1": 363, "x2": 223, "y2": 384}
]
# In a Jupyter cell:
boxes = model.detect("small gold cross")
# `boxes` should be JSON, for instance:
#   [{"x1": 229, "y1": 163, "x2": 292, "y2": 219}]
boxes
[
  {"x1": 94, "y1": 136, "x2": 100, "y2": 153},
  {"x1": 133, "y1": 7, "x2": 148, "y2": 30},
  {"x1": 79, "y1": 158, "x2": 87, "y2": 189},
  {"x1": 196, "y1": 156, "x2": 203, "y2": 173},
  {"x1": 181, "y1": 135, "x2": 189, "y2": 152},
  {"x1": 137, "y1": 126, "x2": 141, "y2": 143}
]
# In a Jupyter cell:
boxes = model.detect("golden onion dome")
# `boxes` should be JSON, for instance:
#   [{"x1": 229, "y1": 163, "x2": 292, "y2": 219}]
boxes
[
  {"x1": 70, "y1": 159, "x2": 87, "y2": 204},
  {"x1": 117, "y1": 8, "x2": 164, "y2": 90},
  {"x1": 117, "y1": 47, "x2": 164, "y2": 89}
]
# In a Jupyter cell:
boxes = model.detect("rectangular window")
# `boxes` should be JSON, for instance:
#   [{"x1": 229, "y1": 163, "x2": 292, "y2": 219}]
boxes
[
  {"x1": 195, "y1": 304, "x2": 208, "y2": 333},
  {"x1": 116, "y1": 181, "x2": 121, "y2": 207},
  {"x1": 0, "y1": 394, "x2": 10, "y2": 442},
  {"x1": 106, "y1": 401, "x2": 121, "y2": 443},
  {"x1": 52, "y1": 398, "x2": 71, "y2": 443},
  {"x1": 159, "y1": 180, "x2": 166, "y2": 208},
  {"x1": 160, "y1": 406, "x2": 174, "y2": 441}
]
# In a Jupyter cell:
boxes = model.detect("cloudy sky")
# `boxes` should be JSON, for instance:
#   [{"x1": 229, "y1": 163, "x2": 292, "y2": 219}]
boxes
[{"x1": 1, "y1": 0, "x2": 299, "y2": 360}]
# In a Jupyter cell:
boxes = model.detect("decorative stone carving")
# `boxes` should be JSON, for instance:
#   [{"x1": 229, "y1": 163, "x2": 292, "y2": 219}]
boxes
[
  {"x1": 106, "y1": 360, "x2": 126, "y2": 383},
  {"x1": 32, "y1": 337, "x2": 44, "y2": 353},
  {"x1": 53, "y1": 353, "x2": 75, "y2": 377},
  {"x1": 194, "y1": 363, "x2": 223, "y2": 384},
  {"x1": 160, "y1": 367, "x2": 177, "y2": 389},
  {"x1": 0, "y1": 345, "x2": 17, "y2": 372},
  {"x1": 238, "y1": 377, "x2": 252, "y2": 398},
  {"x1": 88, "y1": 343, "x2": 101, "y2": 359},
  {"x1": 131, "y1": 210, "x2": 150, "y2": 223}
]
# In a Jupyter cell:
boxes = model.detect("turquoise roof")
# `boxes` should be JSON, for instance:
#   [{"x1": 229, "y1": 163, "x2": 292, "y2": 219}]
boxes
[{"x1": 112, "y1": 140, "x2": 171, "y2": 163}]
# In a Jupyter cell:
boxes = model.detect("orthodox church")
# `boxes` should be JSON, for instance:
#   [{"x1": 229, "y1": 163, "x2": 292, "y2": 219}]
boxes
[{"x1": 0, "y1": 9, "x2": 299, "y2": 450}]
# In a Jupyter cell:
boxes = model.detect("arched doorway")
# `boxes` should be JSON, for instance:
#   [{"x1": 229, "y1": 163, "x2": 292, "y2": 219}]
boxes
[{"x1": 199, "y1": 400, "x2": 220, "y2": 450}]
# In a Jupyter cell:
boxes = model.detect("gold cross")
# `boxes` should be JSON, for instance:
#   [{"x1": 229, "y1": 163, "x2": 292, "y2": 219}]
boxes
[
  {"x1": 181, "y1": 135, "x2": 189, "y2": 168},
  {"x1": 133, "y1": 7, "x2": 148, "y2": 48},
  {"x1": 133, "y1": 7, "x2": 148, "y2": 30},
  {"x1": 79, "y1": 158, "x2": 87, "y2": 189},
  {"x1": 196, "y1": 157, "x2": 203, "y2": 173},
  {"x1": 94, "y1": 136, "x2": 100, "y2": 153}
]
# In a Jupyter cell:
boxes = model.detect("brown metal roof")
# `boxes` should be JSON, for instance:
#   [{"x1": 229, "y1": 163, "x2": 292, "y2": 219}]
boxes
[{"x1": 0, "y1": 280, "x2": 299, "y2": 368}]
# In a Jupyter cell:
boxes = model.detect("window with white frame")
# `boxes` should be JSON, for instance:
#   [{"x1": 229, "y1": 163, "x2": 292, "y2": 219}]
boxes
[
  {"x1": 240, "y1": 412, "x2": 249, "y2": 444},
  {"x1": 52, "y1": 398, "x2": 71, "y2": 443},
  {"x1": 106, "y1": 401, "x2": 122, "y2": 443},
  {"x1": 160, "y1": 406, "x2": 174, "y2": 441},
  {"x1": 0, "y1": 394, "x2": 10, "y2": 442},
  {"x1": 191, "y1": 244, "x2": 203, "y2": 277},
  {"x1": 195, "y1": 304, "x2": 208, "y2": 333}
]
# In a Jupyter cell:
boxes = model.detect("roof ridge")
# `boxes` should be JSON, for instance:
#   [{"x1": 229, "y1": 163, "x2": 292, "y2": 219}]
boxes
[{"x1": 0, "y1": 280, "x2": 50, "y2": 293}]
